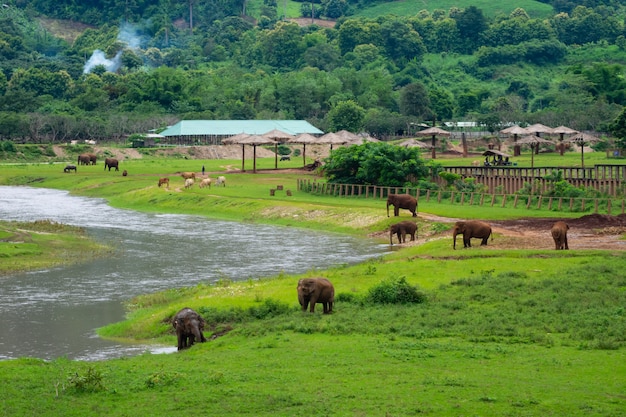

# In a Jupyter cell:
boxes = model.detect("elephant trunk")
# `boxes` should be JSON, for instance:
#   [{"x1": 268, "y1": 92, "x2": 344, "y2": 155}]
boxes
[
  {"x1": 386, "y1": 201, "x2": 391, "y2": 217},
  {"x1": 453, "y1": 230, "x2": 458, "y2": 249}
]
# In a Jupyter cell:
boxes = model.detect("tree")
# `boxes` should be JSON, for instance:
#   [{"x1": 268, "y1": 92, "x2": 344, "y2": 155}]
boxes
[
  {"x1": 452, "y1": 6, "x2": 487, "y2": 52},
  {"x1": 326, "y1": 100, "x2": 365, "y2": 132},
  {"x1": 399, "y1": 82, "x2": 432, "y2": 119},
  {"x1": 609, "y1": 107, "x2": 626, "y2": 151},
  {"x1": 323, "y1": 142, "x2": 429, "y2": 186}
]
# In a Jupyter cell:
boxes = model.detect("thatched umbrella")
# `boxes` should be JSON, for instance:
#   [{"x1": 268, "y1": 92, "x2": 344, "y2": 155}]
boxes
[
  {"x1": 226, "y1": 134, "x2": 276, "y2": 173},
  {"x1": 516, "y1": 135, "x2": 554, "y2": 168},
  {"x1": 263, "y1": 129, "x2": 294, "y2": 169},
  {"x1": 222, "y1": 133, "x2": 250, "y2": 171},
  {"x1": 397, "y1": 138, "x2": 431, "y2": 149},
  {"x1": 500, "y1": 125, "x2": 529, "y2": 157},
  {"x1": 565, "y1": 132, "x2": 602, "y2": 169},
  {"x1": 287, "y1": 133, "x2": 319, "y2": 166},
  {"x1": 319, "y1": 132, "x2": 349, "y2": 151},
  {"x1": 415, "y1": 127, "x2": 451, "y2": 159},
  {"x1": 552, "y1": 126, "x2": 578, "y2": 156},
  {"x1": 525, "y1": 124, "x2": 554, "y2": 155},
  {"x1": 335, "y1": 130, "x2": 360, "y2": 142}
]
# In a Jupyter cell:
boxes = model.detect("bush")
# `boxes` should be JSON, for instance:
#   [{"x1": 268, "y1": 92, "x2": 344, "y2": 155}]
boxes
[{"x1": 367, "y1": 277, "x2": 426, "y2": 305}]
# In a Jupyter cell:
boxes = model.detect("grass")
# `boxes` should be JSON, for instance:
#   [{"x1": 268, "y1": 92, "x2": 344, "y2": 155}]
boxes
[
  {"x1": 0, "y1": 220, "x2": 112, "y2": 275},
  {"x1": 1, "y1": 152, "x2": 625, "y2": 416},
  {"x1": 354, "y1": 0, "x2": 554, "y2": 19}
]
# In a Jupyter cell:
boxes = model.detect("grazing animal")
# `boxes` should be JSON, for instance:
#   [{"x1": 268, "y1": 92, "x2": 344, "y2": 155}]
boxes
[
  {"x1": 122, "y1": 170, "x2": 128, "y2": 176},
  {"x1": 184, "y1": 178, "x2": 194, "y2": 189},
  {"x1": 297, "y1": 278, "x2": 335, "y2": 314},
  {"x1": 172, "y1": 308, "x2": 207, "y2": 351},
  {"x1": 158, "y1": 177, "x2": 170, "y2": 188},
  {"x1": 104, "y1": 158, "x2": 119, "y2": 171},
  {"x1": 181, "y1": 172, "x2": 195, "y2": 180},
  {"x1": 386, "y1": 193, "x2": 417, "y2": 217},
  {"x1": 452, "y1": 220, "x2": 492, "y2": 249},
  {"x1": 389, "y1": 221, "x2": 417, "y2": 245},
  {"x1": 215, "y1": 176, "x2": 226, "y2": 187},
  {"x1": 77, "y1": 154, "x2": 91, "y2": 166},
  {"x1": 280, "y1": 155, "x2": 290, "y2": 161},
  {"x1": 551, "y1": 221, "x2": 569, "y2": 250},
  {"x1": 199, "y1": 178, "x2": 212, "y2": 189},
  {"x1": 63, "y1": 164, "x2": 77, "y2": 173}
]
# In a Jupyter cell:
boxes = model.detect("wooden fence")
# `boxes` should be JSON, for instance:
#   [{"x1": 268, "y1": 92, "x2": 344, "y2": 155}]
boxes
[
  {"x1": 296, "y1": 179, "x2": 626, "y2": 215},
  {"x1": 440, "y1": 164, "x2": 626, "y2": 196}
]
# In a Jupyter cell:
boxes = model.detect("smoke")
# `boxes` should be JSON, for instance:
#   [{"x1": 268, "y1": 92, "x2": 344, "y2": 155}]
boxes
[
  {"x1": 83, "y1": 50, "x2": 123, "y2": 74},
  {"x1": 83, "y1": 22, "x2": 145, "y2": 74}
]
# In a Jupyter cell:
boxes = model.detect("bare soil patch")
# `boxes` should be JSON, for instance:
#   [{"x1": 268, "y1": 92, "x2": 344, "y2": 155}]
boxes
[{"x1": 388, "y1": 213, "x2": 626, "y2": 251}]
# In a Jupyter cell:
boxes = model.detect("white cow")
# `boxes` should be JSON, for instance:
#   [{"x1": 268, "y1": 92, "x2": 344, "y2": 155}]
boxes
[
  {"x1": 199, "y1": 178, "x2": 212, "y2": 189},
  {"x1": 184, "y1": 178, "x2": 194, "y2": 189},
  {"x1": 215, "y1": 176, "x2": 226, "y2": 187}
]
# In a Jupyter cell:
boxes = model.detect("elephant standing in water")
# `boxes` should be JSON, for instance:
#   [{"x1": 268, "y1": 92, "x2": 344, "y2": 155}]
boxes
[
  {"x1": 390, "y1": 221, "x2": 417, "y2": 245},
  {"x1": 551, "y1": 221, "x2": 569, "y2": 250},
  {"x1": 104, "y1": 158, "x2": 119, "y2": 171},
  {"x1": 297, "y1": 278, "x2": 335, "y2": 314},
  {"x1": 452, "y1": 220, "x2": 492, "y2": 249},
  {"x1": 387, "y1": 194, "x2": 418, "y2": 217},
  {"x1": 172, "y1": 307, "x2": 207, "y2": 350}
]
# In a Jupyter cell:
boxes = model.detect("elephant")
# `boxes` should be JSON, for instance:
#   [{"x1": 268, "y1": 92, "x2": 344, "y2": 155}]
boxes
[
  {"x1": 63, "y1": 164, "x2": 77, "y2": 173},
  {"x1": 172, "y1": 307, "x2": 207, "y2": 351},
  {"x1": 390, "y1": 220, "x2": 417, "y2": 245},
  {"x1": 297, "y1": 278, "x2": 334, "y2": 314},
  {"x1": 77, "y1": 154, "x2": 91, "y2": 165},
  {"x1": 452, "y1": 220, "x2": 492, "y2": 249},
  {"x1": 387, "y1": 193, "x2": 418, "y2": 217},
  {"x1": 88, "y1": 153, "x2": 97, "y2": 165},
  {"x1": 104, "y1": 158, "x2": 119, "y2": 171},
  {"x1": 551, "y1": 221, "x2": 569, "y2": 250}
]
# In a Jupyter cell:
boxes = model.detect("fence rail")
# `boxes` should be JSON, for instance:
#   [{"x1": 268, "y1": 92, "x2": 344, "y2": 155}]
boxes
[
  {"x1": 296, "y1": 179, "x2": 626, "y2": 215},
  {"x1": 441, "y1": 164, "x2": 626, "y2": 196}
]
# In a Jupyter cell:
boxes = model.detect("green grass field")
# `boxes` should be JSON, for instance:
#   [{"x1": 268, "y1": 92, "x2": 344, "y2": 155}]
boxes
[{"x1": 1, "y1": 154, "x2": 625, "y2": 416}]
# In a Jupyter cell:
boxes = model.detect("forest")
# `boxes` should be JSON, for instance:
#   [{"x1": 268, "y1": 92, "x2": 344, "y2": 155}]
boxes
[{"x1": 2, "y1": 0, "x2": 626, "y2": 142}]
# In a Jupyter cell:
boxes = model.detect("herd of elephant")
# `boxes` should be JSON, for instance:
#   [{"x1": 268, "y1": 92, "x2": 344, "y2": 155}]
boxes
[
  {"x1": 386, "y1": 193, "x2": 570, "y2": 250},
  {"x1": 172, "y1": 277, "x2": 334, "y2": 350},
  {"x1": 63, "y1": 153, "x2": 122, "y2": 174}
]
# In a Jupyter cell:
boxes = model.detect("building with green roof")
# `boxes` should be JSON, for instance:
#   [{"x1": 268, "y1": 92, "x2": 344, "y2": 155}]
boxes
[{"x1": 159, "y1": 120, "x2": 324, "y2": 145}]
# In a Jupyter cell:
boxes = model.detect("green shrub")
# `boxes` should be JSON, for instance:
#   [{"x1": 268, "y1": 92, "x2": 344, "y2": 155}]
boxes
[{"x1": 367, "y1": 277, "x2": 426, "y2": 304}]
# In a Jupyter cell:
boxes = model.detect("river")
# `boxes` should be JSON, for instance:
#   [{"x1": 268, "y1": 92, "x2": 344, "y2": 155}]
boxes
[{"x1": 0, "y1": 186, "x2": 387, "y2": 361}]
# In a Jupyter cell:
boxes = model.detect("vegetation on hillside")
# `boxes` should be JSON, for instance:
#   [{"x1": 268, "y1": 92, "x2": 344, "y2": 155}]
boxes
[{"x1": 0, "y1": 2, "x2": 626, "y2": 143}]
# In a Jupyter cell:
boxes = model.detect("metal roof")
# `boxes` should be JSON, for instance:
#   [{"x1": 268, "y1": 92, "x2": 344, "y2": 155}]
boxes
[{"x1": 160, "y1": 120, "x2": 323, "y2": 137}]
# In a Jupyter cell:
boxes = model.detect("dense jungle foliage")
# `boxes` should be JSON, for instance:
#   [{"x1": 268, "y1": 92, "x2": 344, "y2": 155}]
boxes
[{"x1": 3, "y1": 0, "x2": 626, "y2": 142}]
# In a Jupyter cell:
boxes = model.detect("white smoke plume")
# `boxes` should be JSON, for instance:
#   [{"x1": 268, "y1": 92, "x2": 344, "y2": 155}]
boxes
[{"x1": 83, "y1": 22, "x2": 145, "y2": 74}]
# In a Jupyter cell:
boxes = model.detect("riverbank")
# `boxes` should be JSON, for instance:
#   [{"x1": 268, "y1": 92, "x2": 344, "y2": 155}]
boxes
[
  {"x1": 1, "y1": 156, "x2": 625, "y2": 416},
  {"x1": 0, "y1": 220, "x2": 111, "y2": 276}
]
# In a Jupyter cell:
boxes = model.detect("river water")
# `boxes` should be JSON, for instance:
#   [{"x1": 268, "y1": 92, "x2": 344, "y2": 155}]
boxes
[{"x1": 0, "y1": 186, "x2": 387, "y2": 361}]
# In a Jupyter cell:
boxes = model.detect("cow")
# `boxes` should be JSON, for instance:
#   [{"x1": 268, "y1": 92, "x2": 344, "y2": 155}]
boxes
[
  {"x1": 199, "y1": 178, "x2": 212, "y2": 189},
  {"x1": 63, "y1": 164, "x2": 77, "y2": 173},
  {"x1": 158, "y1": 177, "x2": 170, "y2": 188},
  {"x1": 184, "y1": 178, "x2": 194, "y2": 189},
  {"x1": 181, "y1": 172, "x2": 195, "y2": 180},
  {"x1": 215, "y1": 176, "x2": 226, "y2": 187}
]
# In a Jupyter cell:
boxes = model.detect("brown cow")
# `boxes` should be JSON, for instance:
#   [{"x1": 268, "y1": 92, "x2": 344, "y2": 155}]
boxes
[
  {"x1": 181, "y1": 172, "x2": 195, "y2": 180},
  {"x1": 158, "y1": 177, "x2": 170, "y2": 188}
]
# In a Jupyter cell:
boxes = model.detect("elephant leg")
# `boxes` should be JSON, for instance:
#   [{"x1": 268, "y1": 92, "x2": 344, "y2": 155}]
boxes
[
  {"x1": 308, "y1": 295, "x2": 318, "y2": 312},
  {"x1": 322, "y1": 302, "x2": 328, "y2": 314},
  {"x1": 563, "y1": 236, "x2": 568, "y2": 250},
  {"x1": 481, "y1": 237, "x2": 488, "y2": 246},
  {"x1": 394, "y1": 207, "x2": 399, "y2": 216}
]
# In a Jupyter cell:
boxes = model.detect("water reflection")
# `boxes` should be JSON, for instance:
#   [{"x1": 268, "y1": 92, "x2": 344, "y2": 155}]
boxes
[{"x1": 0, "y1": 186, "x2": 387, "y2": 360}]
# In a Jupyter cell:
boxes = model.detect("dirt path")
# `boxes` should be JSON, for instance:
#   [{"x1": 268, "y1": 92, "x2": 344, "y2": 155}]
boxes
[{"x1": 391, "y1": 213, "x2": 626, "y2": 251}]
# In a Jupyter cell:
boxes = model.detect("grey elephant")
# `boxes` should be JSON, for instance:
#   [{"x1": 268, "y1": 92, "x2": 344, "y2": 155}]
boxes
[
  {"x1": 77, "y1": 154, "x2": 91, "y2": 165},
  {"x1": 452, "y1": 220, "x2": 492, "y2": 249},
  {"x1": 104, "y1": 158, "x2": 119, "y2": 171},
  {"x1": 390, "y1": 220, "x2": 417, "y2": 245},
  {"x1": 172, "y1": 307, "x2": 207, "y2": 350},
  {"x1": 297, "y1": 278, "x2": 335, "y2": 314},
  {"x1": 386, "y1": 193, "x2": 417, "y2": 217},
  {"x1": 551, "y1": 221, "x2": 569, "y2": 250}
]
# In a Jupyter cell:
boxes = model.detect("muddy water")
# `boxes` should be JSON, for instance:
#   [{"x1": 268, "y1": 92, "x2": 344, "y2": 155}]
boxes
[{"x1": 0, "y1": 186, "x2": 387, "y2": 360}]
